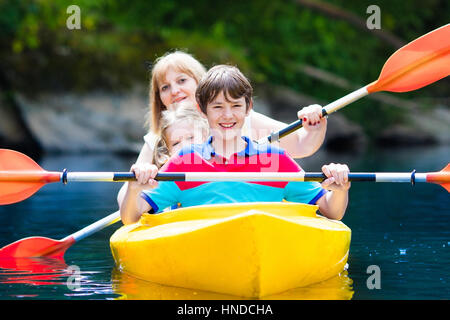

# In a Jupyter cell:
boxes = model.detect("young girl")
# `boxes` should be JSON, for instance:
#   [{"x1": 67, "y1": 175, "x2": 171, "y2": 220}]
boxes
[
  {"x1": 118, "y1": 50, "x2": 327, "y2": 206},
  {"x1": 131, "y1": 102, "x2": 209, "y2": 186},
  {"x1": 152, "y1": 103, "x2": 209, "y2": 168}
]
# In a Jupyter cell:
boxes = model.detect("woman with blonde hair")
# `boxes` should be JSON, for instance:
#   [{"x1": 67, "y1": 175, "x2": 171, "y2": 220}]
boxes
[
  {"x1": 117, "y1": 50, "x2": 327, "y2": 207},
  {"x1": 147, "y1": 51, "x2": 206, "y2": 133}
]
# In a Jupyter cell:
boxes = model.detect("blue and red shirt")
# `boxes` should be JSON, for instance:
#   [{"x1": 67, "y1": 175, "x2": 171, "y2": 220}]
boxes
[{"x1": 141, "y1": 136, "x2": 327, "y2": 213}]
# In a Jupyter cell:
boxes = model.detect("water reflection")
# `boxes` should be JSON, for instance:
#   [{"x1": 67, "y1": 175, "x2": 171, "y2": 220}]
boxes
[
  {"x1": 0, "y1": 256, "x2": 120, "y2": 299},
  {"x1": 0, "y1": 256, "x2": 69, "y2": 286},
  {"x1": 111, "y1": 268, "x2": 354, "y2": 300}
]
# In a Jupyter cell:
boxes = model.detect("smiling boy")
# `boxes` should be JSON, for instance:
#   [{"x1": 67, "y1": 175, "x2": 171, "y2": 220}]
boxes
[{"x1": 120, "y1": 65, "x2": 350, "y2": 225}]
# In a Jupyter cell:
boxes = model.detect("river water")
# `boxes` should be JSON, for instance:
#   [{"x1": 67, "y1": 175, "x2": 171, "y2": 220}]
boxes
[{"x1": 0, "y1": 145, "x2": 448, "y2": 300}]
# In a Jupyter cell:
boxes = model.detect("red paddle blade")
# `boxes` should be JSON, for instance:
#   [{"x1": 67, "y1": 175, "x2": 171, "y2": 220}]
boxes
[
  {"x1": 0, "y1": 149, "x2": 60, "y2": 205},
  {"x1": 368, "y1": 24, "x2": 450, "y2": 93},
  {"x1": 426, "y1": 163, "x2": 450, "y2": 192},
  {"x1": 0, "y1": 236, "x2": 75, "y2": 259}
]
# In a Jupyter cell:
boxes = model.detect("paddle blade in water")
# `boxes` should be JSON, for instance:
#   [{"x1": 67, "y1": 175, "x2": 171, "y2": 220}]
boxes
[
  {"x1": 426, "y1": 163, "x2": 450, "y2": 192},
  {"x1": 0, "y1": 236, "x2": 75, "y2": 259},
  {"x1": 0, "y1": 149, "x2": 60, "y2": 205},
  {"x1": 367, "y1": 24, "x2": 450, "y2": 93}
]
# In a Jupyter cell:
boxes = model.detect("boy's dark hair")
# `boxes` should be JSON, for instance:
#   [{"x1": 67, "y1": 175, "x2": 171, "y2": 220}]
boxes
[{"x1": 195, "y1": 65, "x2": 253, "y2": 114}]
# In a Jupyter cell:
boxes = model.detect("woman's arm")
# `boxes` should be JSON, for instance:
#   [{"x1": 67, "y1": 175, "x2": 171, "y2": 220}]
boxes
[{"x1": 250, "y1": 105, "x2": 327, "y2": 159}]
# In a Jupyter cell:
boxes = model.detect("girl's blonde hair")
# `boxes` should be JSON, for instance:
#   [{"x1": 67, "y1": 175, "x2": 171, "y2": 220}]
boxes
[
  {"x1": 152, "y1": 103, "x2": 209, "y2": 168},
  {"x1": 147, "y1": 51, "x2": 206, "y2": 133}
]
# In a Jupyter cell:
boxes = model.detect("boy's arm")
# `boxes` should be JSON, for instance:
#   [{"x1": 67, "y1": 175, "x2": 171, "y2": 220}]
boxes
[
  {"x1": 119, "y1": 162, "x2": 159, "y2": 225},
  {"x1": 120, "y1": 183, "x2": 151, "y2": 225},
  {"x1": 315, "y1": 188, "x2": 349, "y2": 220},
  {"x1": 117, "y1": 142, "x2": 155, "y2": 208},
  {"x1": 315, "y1": 164, "x2": 351, "y2": 220},
  {"x1": 119, "y1": 159, "x2": 182, "y2": 225},
  {"x1": 280, "y1": 153, "x2": 350, "y2": 221}
]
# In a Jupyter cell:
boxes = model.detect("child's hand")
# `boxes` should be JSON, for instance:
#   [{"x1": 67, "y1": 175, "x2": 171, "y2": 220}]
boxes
[
  {"x1": 321, "y1": 163, "x2": 351, "y2": 192},
  {"x1": 129, "y1": 163, "x2": 159, "y2": 189},
  {"x1": 297, "y1": 104, "x2": 327, "y2": 131}
]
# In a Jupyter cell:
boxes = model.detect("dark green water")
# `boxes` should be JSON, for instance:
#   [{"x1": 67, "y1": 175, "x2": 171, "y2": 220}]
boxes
[{"x1": 0, "y1": 145, "x2": 448, "y2": 300}]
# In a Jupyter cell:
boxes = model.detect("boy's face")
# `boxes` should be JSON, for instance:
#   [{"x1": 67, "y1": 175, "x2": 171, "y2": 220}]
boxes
[{"x1": 205, "y1": 91, "x2": 251, "y2": 143}]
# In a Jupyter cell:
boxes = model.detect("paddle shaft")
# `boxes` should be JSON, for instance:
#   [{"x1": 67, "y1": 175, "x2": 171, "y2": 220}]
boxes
[
  {"x1": 258, "y1": 86, "x2": 369, "y2": 144},
  {"x1": 57, "y1": 170, "x2": 433, "y2": 184},
  {"x1": 61, "y1": 210, "x2": 120, "y2": 243},
  {"x1": 1, "y1": 168, "x2": 446, "y2": 185}
]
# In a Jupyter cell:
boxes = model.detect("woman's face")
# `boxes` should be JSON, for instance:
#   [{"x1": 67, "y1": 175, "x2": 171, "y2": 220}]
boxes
[{"x1": 158, "y1": 68, "x2": 198, "y2": 110}]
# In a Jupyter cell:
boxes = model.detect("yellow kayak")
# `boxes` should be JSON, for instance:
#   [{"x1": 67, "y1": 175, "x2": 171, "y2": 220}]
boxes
[{"x1": 110, "y1": 202, "x2": 351, "y2": 298}]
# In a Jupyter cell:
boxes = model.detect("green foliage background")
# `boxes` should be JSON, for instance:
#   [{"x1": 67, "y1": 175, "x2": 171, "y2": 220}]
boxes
[{"x1": 0, "y1": 0, "x2": 448, "y2": 137}]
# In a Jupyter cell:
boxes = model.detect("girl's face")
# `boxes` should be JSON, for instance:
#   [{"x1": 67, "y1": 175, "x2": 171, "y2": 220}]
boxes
[
  {"x1": 205, "y1": 91, "x2": 250, "y2": 143},
  {"x1": 158, "y1": 68, "x2": 198, "y2": 110},
  {"x1": 165, "y1": 121, "x2": 206, "y2": 155}
]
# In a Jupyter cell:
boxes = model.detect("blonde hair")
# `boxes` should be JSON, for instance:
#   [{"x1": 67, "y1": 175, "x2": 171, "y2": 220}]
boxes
[
  {"x1": 147, "y1": 51, "x2": 206, "y2": 133},
  {"x1": 152, "y1": 102, "x2": 209, "y2": 168}
]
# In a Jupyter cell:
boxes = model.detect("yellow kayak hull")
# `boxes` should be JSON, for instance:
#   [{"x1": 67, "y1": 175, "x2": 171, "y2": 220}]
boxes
[{"x1": 110, "y1": 202, "x2": 351, "y2": 298}]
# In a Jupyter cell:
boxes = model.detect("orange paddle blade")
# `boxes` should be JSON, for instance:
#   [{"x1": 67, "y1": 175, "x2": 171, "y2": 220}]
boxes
[
  {"x1": 0, "y1": 149, "x2": 60, "y2": 205},
  {"x1": 426, "y1": 163, "x2": 450, "y2": 192},
  {"x1": 367, "y1": 24, "x2": 450, "y2": 93},
  {"x1": 0, "y1": 236, "x2": 75, "y2": 259}
]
